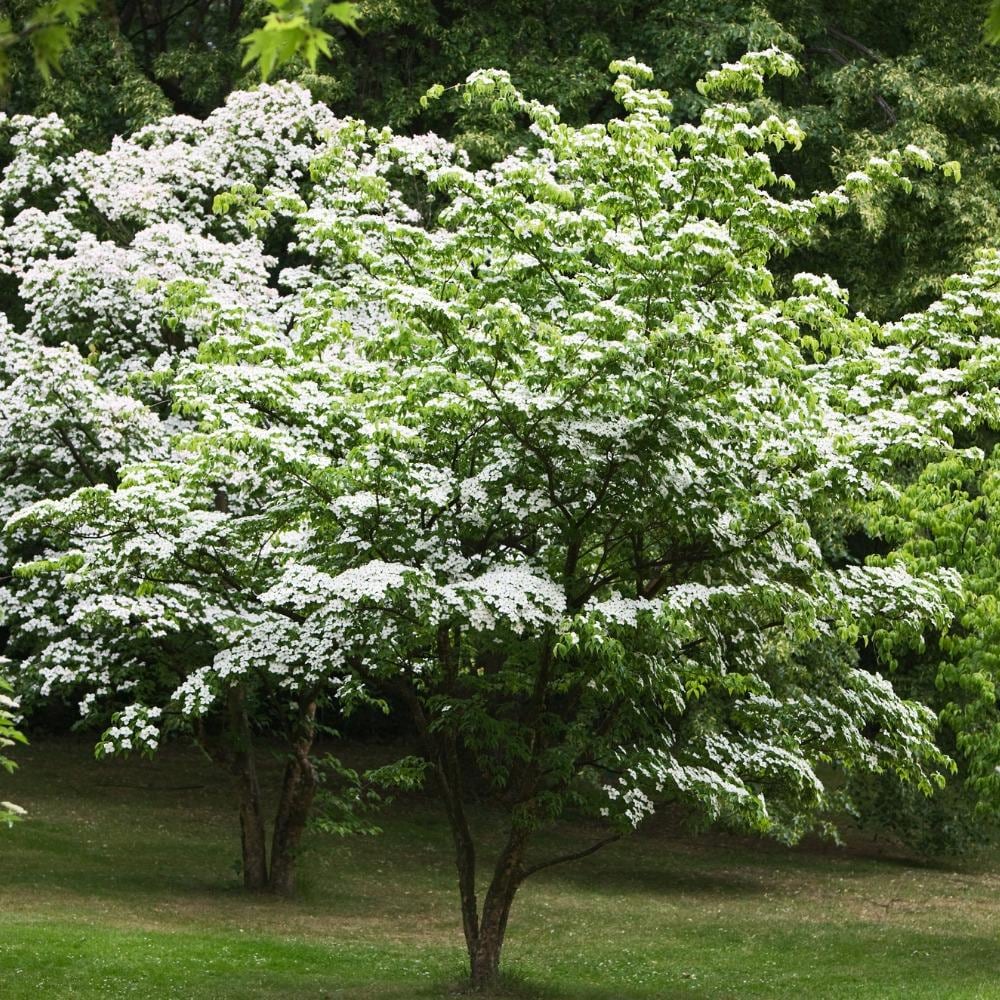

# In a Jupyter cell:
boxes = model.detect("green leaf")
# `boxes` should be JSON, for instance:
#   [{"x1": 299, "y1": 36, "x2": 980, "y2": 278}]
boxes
[
  {"x1": 986, "y1": 0, "x2": 1000, "y2": 44},
  {"x1": 325, "y1": 2, "x2": 361, "y2": 32}
]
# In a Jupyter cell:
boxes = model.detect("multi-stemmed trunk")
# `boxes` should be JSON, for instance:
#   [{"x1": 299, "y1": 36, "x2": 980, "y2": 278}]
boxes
[
  {"x1": 267, "y1": 699, "x2": 319, "y2": 896},
  {"x1": 400, "y1": 632, "x2": 624, "y2": 991},
  {"x1": 198, "y1": 683, "x2": 318, "y2": 895},
  {"x1": 452, "y1": 810, "x2": 620, "y2": 989},
  {"x1": 465, "y1": 829, "x2": 529, "y2": 989},
  {"x1": 428, "y1": 717, "x2": 532, "y2": 989},
  {"x1": 401, "y1": 643, "x2": 542, "y2": 991},
  {"x1": 402, "y1": 672, "x2": 619, "y2": 990}
]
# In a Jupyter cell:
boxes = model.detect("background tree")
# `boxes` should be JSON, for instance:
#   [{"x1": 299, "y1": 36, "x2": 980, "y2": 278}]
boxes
[
  {"x1": 833, "y1": 250, "x2": 1000, "y2": 848},
  {"x1": 0, "y1": 0, "x2": 96, "y2": 89},
  {"x1": 0, "y1": 83, "x2": 403, "y2": 893},
  {"x1": 0, "y1": 0, "x2": 358, "y2": 119}
]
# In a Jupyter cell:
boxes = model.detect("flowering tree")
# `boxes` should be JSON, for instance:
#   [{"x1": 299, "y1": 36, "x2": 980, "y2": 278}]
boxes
[
  {"x1": 0, "y1": 85, "x2": 388, "y2": 893},
  {"x1": 5, "y1": 52, "x2": 966, "y2": 985},
  {"x1": 829, "y1": 251, "x2": 1000, "y2": 840}
]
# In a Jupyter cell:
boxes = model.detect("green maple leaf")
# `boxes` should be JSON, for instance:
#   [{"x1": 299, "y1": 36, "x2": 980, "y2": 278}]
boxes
[{"x1": 986, "y1": 0, "x2": 1000, "y2": 43}]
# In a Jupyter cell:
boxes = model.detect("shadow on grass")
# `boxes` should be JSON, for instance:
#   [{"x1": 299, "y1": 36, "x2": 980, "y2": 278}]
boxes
[
  {"x1": 431, "y1": 972, "x2": 680, "y2": 1000},
  {"x1": 521, "y1": 835, "x2": 771, "y2": 901},
  {"x1": 524, "y1": 816, "x2": 976, "y2": 908}
]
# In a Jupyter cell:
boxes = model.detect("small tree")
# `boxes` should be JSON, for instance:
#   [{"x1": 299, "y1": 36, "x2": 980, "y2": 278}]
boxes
[
  {"x1": 10, "y1": 54, "x2": 962, "y2": 986},
  {"x1": 0, "y1": 84, "x2": 388, "y2": 893}
]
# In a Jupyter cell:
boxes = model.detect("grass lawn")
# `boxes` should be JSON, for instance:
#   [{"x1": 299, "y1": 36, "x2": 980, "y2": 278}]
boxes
[{"x1": 1, "y1": 738, "x2": 998, "y2": 999}]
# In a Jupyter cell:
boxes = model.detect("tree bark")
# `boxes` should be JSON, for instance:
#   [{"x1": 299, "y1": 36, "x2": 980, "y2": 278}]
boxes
[
  {"x1": 196, "y1": 684, "x2": 269, "y2": 891},
  {"x1": 468, "y1": 827, "x2": 529, "y2": 990},
  {"x1": 440, "y1": 745, "x2": 480, "y2": 960},
  {"x1": 226, "y1": 684, "x2": 269, "y2": 892},
  {"x1": 267, "y1": 698, "x2": 318, "y2": 896}
]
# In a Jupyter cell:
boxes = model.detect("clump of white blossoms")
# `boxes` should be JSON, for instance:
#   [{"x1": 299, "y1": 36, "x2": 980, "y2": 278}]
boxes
[
  {"x1": 2, "y1": 51, "x2": 977, "y2": 982},
  {"x1": 0, "y1": 82, "x2": 350, "y2": 712}
]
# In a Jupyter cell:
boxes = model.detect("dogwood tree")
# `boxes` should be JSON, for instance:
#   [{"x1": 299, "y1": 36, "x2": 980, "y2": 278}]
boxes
[
  {"x1": 0, "y1": 84, "x2": 392, "y2": 893},
  {"x1": 7, "y1": 52, "x2": 965, "y2": 985},
  {"x1": 821, "y1": 250, "x2": 1000, "y2": 838}
]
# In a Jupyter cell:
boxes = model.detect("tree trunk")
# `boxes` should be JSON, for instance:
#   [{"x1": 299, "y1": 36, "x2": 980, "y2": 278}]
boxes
[
  {"x1": 468, "y1": 828, "x2": 529, "y2": 990},
  {"x1": 196, "y1": 684, "x2": 269, "y2": 891},
  {"x1": 437, "y1": 739, "x2": 480, "y2": 959},
  {"x1": 469, "y1": 935, "x2": 502, "y2": 990},
  {"x1": 226, "y1": 685, "x2": 269, "y2": 892},
  {"x1": 401, "y1": 672, "x2": 527, "y2": 989},
  {"x1": 267, "y1": 698, "x2": 318, "y2": 896}
]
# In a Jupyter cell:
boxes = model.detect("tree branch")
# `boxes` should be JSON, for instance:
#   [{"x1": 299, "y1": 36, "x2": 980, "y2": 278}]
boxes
[{"x1": 521, "y1": 833, "x2": 621, "y2": 880}]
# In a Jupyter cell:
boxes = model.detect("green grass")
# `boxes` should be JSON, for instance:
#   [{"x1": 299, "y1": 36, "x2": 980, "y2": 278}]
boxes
[{"x1": 1, "y1": 739, "x2": 999, "y2": 998}]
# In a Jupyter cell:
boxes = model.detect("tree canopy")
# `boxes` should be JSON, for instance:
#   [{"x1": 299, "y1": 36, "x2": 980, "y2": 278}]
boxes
[{"x1": 3, "y1": 51, "x2": 986, "y2": 984}]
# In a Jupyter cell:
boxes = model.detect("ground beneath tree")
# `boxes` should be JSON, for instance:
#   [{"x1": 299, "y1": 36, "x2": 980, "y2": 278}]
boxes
[{"x1": 0, "y1": 738, "x2": 997, "y2": 998}]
